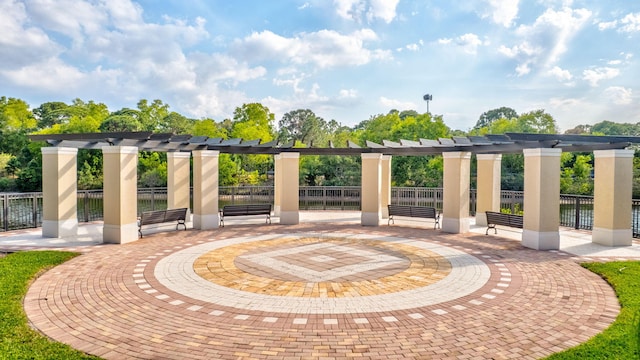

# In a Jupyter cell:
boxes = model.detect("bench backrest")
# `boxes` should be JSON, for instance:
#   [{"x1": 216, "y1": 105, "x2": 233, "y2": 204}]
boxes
[
  {"x1": 222, "y1": 204, "x2": 271, "y2": 215},
  {"x1": 388, "y1": 205, "x2": 437, "y2": 219},
  {"x1": 164, "y1": 208, "x2": 187, "y2": 222},
  {"x1": 486, "y1": 211, "x2": 523, "y2": 228},
  {"x1": 140, "y1": 208, "x2": 187, "y2": 225}
]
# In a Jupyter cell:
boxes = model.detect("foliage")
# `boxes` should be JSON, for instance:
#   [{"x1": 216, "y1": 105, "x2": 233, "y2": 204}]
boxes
[
  {"x1": 547, "y1": 261, "x2": 640, "y2": 359},
  {"x1": 474, "y1": 106, "x2": 518, "y2": 129},
  {"x1": 0, "y1": 251, "x2": 100, "y2": 359},
  {"x1": 278, "y1": 109, "x2": 328, "y2": 146},
  {"x1": 560, "y1": 153, "x2": 594, "y2": 195}
]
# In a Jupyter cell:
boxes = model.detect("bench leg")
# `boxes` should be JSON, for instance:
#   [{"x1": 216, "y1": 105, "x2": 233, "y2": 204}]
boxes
[
  {"x1": 266, "y1": 214, "x2": 271, "y2": 224},
  {"x1": 388, "y1": 216, "x2": 394, "y2": 225},
  {"x1": 434, "y1": 216, "x2": 440, "y2": 230},
  {"x1": 138, "y1": 227, "x2": 143, "y2": 238},
  {"x1": 486, "y1": 225, "x2": 497, "y2": 235},
  {"x1": 176, "y1": 220, "x2": 187, "y2": 231}
]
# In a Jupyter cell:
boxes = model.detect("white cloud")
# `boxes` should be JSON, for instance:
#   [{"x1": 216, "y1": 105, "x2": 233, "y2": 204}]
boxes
[
  {"x1": 604, "y1": 86, "x2": 633, "y2": 105},
  {"x1": 582, "y1": 67, "x2": 620, "y2": 87},
  {"x1": 484, "y1": 0, "x2": 520, "y2": 27},
  {"x1": 547, "y1": 66, "x2": 572, "y2": 81},
  {"x1": 406, "y1": 43, "x2": 419, "y2": 51},
  {"x1": 500, "y1": 7, "x2": 591, "y2": 75},
  {"x1": 457, "y1": 33, "x2": 483, "y2": 54},
  {"x1": 598, "y1": 20, "x2": 617, "y2": 31},
  {"x1": 619, "y1": 13, "x2": 640, "y2": 33},
  {"x1": 232, "y1": 29, "x2": 391, "y2": 68},
  {"x1": 1, "y1": 58, "x2": 86, "y2": 91},
  {"x1": 333, "y1": 0, "x2": 399, "y2": 23},
  {"x1": 0, "y1": 0, "x2": 62, "y2": 67},
  {"x1": 439, "y1": 33, "x2": 485, "y2": 55},
  {"x1": 379, "y1": 96, "x2": 416, "y2": 109}
]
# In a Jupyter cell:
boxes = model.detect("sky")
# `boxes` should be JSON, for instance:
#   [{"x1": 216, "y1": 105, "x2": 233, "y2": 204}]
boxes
[{"x1": 1, "y1": 0, "x2": 639, "y2": 132}]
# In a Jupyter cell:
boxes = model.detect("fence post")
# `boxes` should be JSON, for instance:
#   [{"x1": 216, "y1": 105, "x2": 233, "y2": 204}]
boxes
[
  {"x1": 32, "y1": 193, "x2": 38, "y2": 228},
  {"x1": 2, "y1": 194, "x2": 6, "y2": 231},
  {"x1": 83, "y1": 191, "x2": 89, "y2": 222},
  {"x1": 574, "y1": 196, "x2": 580, "y2": 229}
]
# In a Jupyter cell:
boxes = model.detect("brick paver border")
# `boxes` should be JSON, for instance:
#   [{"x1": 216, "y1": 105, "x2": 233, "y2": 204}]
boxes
[{"x1": 24, "y1": 223, "x2": 620, "y2": 359}]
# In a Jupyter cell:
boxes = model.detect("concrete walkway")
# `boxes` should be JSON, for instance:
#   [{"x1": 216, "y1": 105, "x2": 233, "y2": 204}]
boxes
[{"x1": 3, "y1": 212, "x2": 639, "y2": 359}]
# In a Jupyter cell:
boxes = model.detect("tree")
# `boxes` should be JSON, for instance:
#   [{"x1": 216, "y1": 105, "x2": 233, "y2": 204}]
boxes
[
  {"x1": 32, "y1": 101, "x2": 69, "y2": 129},
  {"x1": 159, "y1": 112, "x2": 193, "y2": 134},
  {"x1": 474, "y1": 107, "x2": 518, "y2": 129},
  {"x1": 230, "y1": 103, "x2": 276, "y2": 182},
  {"x1": 517, "y1": 109, "x2": 558, "y2": 134},
  {"x1": 99, "y1": 113, "x2": 142, "y2": 132},
  {"x1": 278, "y1": 109, "x2": 327, "y2": 146},
  {"x1": 137, "y1": 99, "x2": 170, "y2": 131}
]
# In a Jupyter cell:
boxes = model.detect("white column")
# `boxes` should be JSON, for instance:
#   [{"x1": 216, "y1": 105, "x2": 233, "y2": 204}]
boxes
[
  {"x1": 273, "y1": 154, "x2": 282, "y2": 217},
  {"x1": 442, "y1": 152, "x2": 471, "y2": 233},
  {"x1": 361, "y1": 153, "x2": 382, "y2": 226},
  {"x1": 475, "y1": 154, "x2": 502, "y2": 226},
  {"x1": 167, "y1": 152, "x2": 191, "y2": 217},
  {"x1": 192, "y1": 150, "x2": 219, "y2": 229},
  {"x1": 592, "y1": 149, "x2": 634, "y2": 246},
  {"x1": 522, "y1": 148, "x2": 561, "y2": 250},
  {"x1": 280, "y1": 152, "x2": 300, "y2": 225},
  {"x1": 381, "y1": 155, "x2": 392, "y2": 219},
  {"x1": 41, "y1": 147, "x2": 78, "y2": 238},
  {"x1": 102, "y1": 146, "x2": 138, "y2": 244}
]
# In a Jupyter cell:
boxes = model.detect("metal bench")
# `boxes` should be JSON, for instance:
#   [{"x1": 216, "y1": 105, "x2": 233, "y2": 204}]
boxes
[
  {"x1": 138, "y1": 207, "x2": 188, "y2": 237},
  {"x1": 485, "y1": 211, "x2": 523, "y2": 235},
  {"x1": 387, "y1": 204, "x2": 440, "y2": 229},
  {"x1": 219, "y1": 204, "x2": 272, "y2": 227}
]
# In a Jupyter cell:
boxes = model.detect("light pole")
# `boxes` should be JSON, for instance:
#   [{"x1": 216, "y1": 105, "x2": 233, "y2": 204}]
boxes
[{"x1": 423, "y1": 94, "x2": 433, "y2": 114}]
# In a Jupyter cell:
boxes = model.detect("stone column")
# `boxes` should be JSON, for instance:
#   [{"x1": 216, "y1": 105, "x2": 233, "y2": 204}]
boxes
[
  {"x1": 442, "y1": 152, "x2": 471, "y2": 233},
  {"x1": 167, "y1": 152, "x2": 191, "y2": 216},
  {"x1": 592, "y1": 149, "x2": 634, "y2": 246},
  {"x1": 381, "y1": 155, "x2": 392, "y2": 219},
  {"x1": 41, "y1": 147, "x2": 78, "y2": 238},
  {"x1": 475, "y1": 154, "x2": 502, "y2": 226},
  {"x1": 192, "y1": 150, "x2": 219, "y2": 229},
  {"x1": 102, "y1": 146, "x2": 138, "y2": 244},
  {"x1": 361, "y1": 153, "x2": 382, "y2": 226},
  {"x1": 273, "y1": 154, "x2": 282, "y2": 217},
  {"x1": 280, "y1": 152, "x2": 300, "y2": 225},
  {"x1": 522, "y1": 148, "x2": 561, "y2": 250}
]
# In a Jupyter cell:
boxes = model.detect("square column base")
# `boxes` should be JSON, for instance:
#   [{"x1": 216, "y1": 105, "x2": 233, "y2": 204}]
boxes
[
  {"x1": 592, "y1": 227, "x2": 632, "y2": 247},
  {"x1": 274, "y1": 205, "x2": 281, "y2": 217},
  {"x1": 475, "y1": 213, "x2": 488, "y2": 227},
  {"x1": 280, "y1": 211, "x2": 299, "y2": 225},
  {"x1": 194, "y1": 214, "x2": 220, "y2": 230},
  {"x1": 442, "y1": 217, "x2": 469, "y2": 234},
  {"x1": 522, "y1": 229, "x2": 559, "y2": 250},
  {"x1": 42, "y1": 219, "x2": 78, "y2": 238},
  {"x1": 361, "y1": 211, "x2": 380, "y2": 226},
  {"x1": 103, "y1": 223, "x2": 138, "y2": 244}
]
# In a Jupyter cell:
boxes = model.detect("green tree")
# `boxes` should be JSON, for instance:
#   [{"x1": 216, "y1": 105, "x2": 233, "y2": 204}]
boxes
[
  {"x1": 517, "y1": 109, "x2": 558, "y2": 134},
  {"x1": 159, "y1": 112, "x2": 194, "y2": 134},
  {"x1": 474, "y1": 107, "x2": 518, "y2": 129},
  {"x1": 0, "y1": 97, "x2": 37, "y2": 130},
  {"x1": 32, "y1": 101, "x2": 69, "y2": 129},
  {"x1": 278, "y1": 109, "x2": 328, "y2": 146},
  {"x1": 137, "y1": 99, "x2": 170, "y2": 132}
]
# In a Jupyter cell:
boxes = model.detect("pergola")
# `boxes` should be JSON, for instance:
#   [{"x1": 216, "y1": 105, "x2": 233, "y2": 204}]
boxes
[{"x1": 29, "y1": 132, "x2": 640, "y2": 250}]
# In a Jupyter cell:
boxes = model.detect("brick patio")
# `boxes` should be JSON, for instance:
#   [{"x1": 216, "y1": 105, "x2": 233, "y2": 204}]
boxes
[{"x1": 7, "y1": 212, "x2": 637, "y2": 359}]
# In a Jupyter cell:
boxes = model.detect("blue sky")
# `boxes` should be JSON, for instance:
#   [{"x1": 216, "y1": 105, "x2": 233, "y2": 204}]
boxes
[{"x1": 1, "y1": 0, "x2": 639, "y2": 132}]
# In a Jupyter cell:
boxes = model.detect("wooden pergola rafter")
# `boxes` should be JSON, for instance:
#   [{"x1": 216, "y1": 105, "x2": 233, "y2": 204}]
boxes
[{"x1": 29, "y1": 132, "x2": 640, "y2": 155}]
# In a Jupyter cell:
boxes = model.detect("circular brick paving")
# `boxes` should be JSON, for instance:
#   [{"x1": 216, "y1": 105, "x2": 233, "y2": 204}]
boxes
[{"x1": 24, "y1": 223, "x2": 620, "y2": 359}]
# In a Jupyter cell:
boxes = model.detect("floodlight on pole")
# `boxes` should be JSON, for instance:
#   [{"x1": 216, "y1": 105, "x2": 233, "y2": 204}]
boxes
[{"x1": 423, "y1": 94, "x2": 433, "y2": 114}]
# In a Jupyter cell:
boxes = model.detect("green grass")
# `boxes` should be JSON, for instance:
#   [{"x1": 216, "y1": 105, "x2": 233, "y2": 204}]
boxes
[
  {"x1": 2, "y1": 252, "x2": 640, "y2": 359},
  {"x1": 0, "y1": 251, "x2": 100, "y2": 359},
  {"x1": 546, "y1": 261, "x2": 640, "y2": 359}
]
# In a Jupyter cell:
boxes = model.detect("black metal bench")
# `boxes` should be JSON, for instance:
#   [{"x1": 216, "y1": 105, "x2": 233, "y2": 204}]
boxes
[
  {"x1": 219, "y1": 204, "x2": 272, "y2": 227},
  {"x1": 388, "y1": 205, "x2": 440, "y2": 229},
  {"x1": 138, "y1": 208, "x2": 188, "y2": 237},
  {"x1": 485, "y1": 211, "x2": 523, "y2": 235}
]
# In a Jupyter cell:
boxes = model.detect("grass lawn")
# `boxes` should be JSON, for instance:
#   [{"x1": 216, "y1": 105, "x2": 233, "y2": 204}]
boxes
[
  {"x1": 546, "y1": 261, "x2": 640, "y2": 359},
  {"x1": 0, "y1": 251, "x2": 100, "y2": 359},
  {"x1": 2, "y1": 251, "x2": 640, "y2": 359}
]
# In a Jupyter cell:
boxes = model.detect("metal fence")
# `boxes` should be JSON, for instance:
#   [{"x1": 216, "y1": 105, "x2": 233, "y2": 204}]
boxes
[{"x1": 2, "y1": 187, "x2": 640, "y2": 238}]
